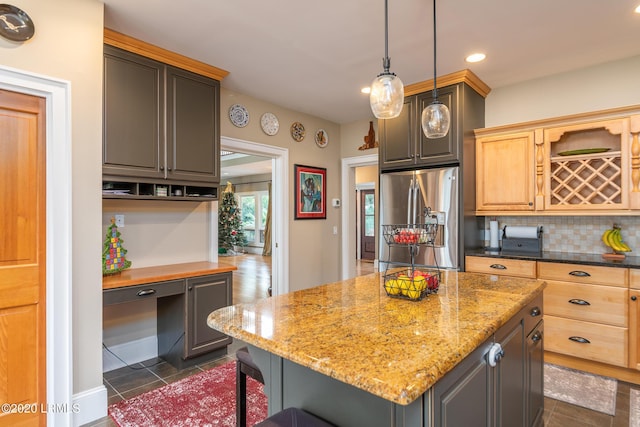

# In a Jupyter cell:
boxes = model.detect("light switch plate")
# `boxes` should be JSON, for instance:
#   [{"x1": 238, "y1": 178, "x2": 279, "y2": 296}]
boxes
[{"x1": 115, "y1": 214, "x2": 124, "y2": 228}]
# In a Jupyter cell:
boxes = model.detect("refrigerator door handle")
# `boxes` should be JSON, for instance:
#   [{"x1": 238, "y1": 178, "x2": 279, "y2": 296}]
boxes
[
  {"x1": 407, "y1": 178, "x2": 413, "y2": 225},
  {"x1": 412, "y1": 179, "x2": 419, "y2": 225}
]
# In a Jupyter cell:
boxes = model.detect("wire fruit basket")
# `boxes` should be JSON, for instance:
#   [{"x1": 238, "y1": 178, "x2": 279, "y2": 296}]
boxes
[
  {"x1": 383, "y1": 268, "x2": 441, "y2": 301},
  {"x1": 382, "y1": 224, "x2": 438, "y2": 245}
]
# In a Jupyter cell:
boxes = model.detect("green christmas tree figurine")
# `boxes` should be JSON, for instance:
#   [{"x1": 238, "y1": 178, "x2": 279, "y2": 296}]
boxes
[
  {"x1": 218, "y1": 182, "x2": 247, "y2": 254},
  {"x1": 102, "y1": 217, "x2": 132, "y2": 275}
]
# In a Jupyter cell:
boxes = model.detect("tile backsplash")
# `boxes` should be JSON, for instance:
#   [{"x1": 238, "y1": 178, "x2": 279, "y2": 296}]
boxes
[{"x1": 485, "y1": 216, "x2": 640, "y2": 255}]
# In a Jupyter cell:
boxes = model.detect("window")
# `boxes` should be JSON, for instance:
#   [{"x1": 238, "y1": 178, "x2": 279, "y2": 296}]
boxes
[{"x1": 237, "y1": 190, "x2": 269, "y2": 247}]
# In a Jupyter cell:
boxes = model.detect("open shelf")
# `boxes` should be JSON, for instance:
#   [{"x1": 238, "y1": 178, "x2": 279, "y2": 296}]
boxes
[{"x1": 102, "y1": 180, "x2": 219, "y2": 201}]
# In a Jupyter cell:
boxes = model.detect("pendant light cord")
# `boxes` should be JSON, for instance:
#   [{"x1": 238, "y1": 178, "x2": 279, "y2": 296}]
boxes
[
  {"x1": 383, "y1": 0, "x2": 390, "y2": 73},
  {"x1": 432, "y1": 0, "x2": 438, "y2": 101}
]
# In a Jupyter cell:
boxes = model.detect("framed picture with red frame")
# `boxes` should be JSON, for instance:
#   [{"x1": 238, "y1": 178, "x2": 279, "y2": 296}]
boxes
[{"x1": 294, "y1": 164, "x2": 326, "y2": 219}]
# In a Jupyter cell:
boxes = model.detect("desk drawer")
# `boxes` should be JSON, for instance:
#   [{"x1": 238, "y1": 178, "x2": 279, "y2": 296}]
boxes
[
  {"x1": 103, "y1": 279, "x2": 184, "y2": 305},
  {"x1": 465, "y1": 256, "x2": 536, "y2": 278},
  {"x1": 545, "y1": 315, "x2": 627, "y2": 367},
  {"x1": 544, "y1": 281, "x2": 628, "y2": 327},
  {"x1": 538, "y1": 262, "x2": 627, "y2": 287}
]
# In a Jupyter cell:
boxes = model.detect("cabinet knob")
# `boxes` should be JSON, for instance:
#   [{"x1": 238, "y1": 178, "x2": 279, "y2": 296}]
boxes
[
  {"x1": 632, "y1": 295, "x2": 637, "y2": 301},
  {"x1": 528, "y1": 202, "x2": 533, "y2": 206},
  {"x1": 167, "y1": 167, "x2": 172, "y2": 171},
  {"x1": 160, "y1": 166, "x2": 164, "y2": 171},
  {"x1": 530, "y1": 307, "x2": 541, "y2": 317},
  {"x1": 531, "y1": 331, "x2": 542, "y2": 343}
]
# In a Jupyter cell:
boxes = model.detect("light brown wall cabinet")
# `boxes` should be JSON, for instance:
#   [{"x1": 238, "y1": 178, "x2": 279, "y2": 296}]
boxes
[
  {"x1": 102, "y1": 29, "x2": 228, "y2": 201},
  {"x1": 474, "y1": 106, "x2": 640, "y2": 215},
  {"x1": 467, "y1": 255, "x2": 640, "y2": 384}
]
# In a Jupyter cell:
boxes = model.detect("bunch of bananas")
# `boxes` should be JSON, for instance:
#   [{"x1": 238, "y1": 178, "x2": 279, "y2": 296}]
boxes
[{"x1": 601, "y1": 226, "x2": 632, "y2": 253}]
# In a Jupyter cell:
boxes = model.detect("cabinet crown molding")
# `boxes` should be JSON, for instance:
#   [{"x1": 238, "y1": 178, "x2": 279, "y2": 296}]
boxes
[
  {"x1": 404, "y1": 69, "x2": 491, "y2": 98},
  {"x1": 104, "y1": 28, "x2": 229, "y2": 81}
]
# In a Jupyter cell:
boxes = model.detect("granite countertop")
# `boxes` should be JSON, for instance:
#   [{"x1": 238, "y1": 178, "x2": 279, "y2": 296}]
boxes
[
  {"x1": 466, "y1": 248, "x2": 640, "y2": 269},
  {"x1": 102, "y1": 261, "x2": 237, "y2": 290},
  {"x1": 207, "y1": 270, "x2": 545, "y2": 405}
]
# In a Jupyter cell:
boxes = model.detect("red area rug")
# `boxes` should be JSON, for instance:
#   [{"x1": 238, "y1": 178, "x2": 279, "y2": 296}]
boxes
[{"x1": 109, "y1": 360, "x2": 267, "y2": 426}]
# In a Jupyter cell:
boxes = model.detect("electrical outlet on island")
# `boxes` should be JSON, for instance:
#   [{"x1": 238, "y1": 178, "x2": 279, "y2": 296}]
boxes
[{"x1": 115, "y1": 214, "x2": 125, "y2": 228}]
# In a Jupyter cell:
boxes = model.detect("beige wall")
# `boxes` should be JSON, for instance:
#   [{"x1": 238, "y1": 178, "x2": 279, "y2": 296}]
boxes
[
  {"x1": 0, "y1": 0, "x2": 104, "y2": 399},
  {"x1": 485, "y1": 55, "x2": 640, "y2": 127},
  {"x1": 220, "y1": 88, "x2": 346, "y2": 287},
  {"x1": 340, "y1": 119, "x2": 379, "y2": 158}
]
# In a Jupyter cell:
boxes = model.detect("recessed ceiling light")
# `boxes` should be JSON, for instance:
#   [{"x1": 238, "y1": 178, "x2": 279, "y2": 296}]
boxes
[
  {"x1": 635, "y1": 4, "x2": 640, "y2": 13},
  {"x1": 361, "y1": 87, "x2": 371, "y2": 94},
  {"x1": 465, "y1": 53, "x2": 486, "y2": 63}
]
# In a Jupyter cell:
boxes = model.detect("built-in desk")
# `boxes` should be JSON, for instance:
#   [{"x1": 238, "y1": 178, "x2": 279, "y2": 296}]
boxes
[{"x1": 103, "y1": 261, "x2": 237, "y2": 368}]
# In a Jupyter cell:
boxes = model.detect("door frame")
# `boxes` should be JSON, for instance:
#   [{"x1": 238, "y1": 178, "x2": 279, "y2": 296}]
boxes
[
  {"x1": 220, "y1": 136, "x2": 289, "y2": 295},
  {"x1": 340, "y1": 154, "x2": 378, "y2": 280},
  {"x1": 0, "y1": 66, "x2": 73, "y2": 425},
  {"x1": 356, "y1": 183, "x2": 375, "y2": 260}
]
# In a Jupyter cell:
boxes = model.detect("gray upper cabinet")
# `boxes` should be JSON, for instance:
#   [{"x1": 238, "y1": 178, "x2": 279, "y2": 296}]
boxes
[
  {"x1": 379, "y1": 80, "x2": 485, "y2": 172},
  {"x1": 103, "y1": 45, "x2": 164, "y2": 179},
  {"x1": 103, "y1": 45, "x2": 220, "y2": 184},
  {"x1": 166, "y1": 66, "x2": 220, "y2": 183}
]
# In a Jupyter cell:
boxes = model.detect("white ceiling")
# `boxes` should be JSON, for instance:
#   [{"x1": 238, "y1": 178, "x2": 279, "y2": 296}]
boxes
[{"x1": 102, "y1": 0, "x2": 640, "y2": 125}]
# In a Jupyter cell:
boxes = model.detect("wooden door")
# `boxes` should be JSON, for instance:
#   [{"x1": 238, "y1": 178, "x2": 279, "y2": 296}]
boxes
[
  {"x1": 0, "y1": 89, "x2": 46, "y2": 426},
  {"x1": 359, "y1": 190, "x2": 375, "y2": 261}
]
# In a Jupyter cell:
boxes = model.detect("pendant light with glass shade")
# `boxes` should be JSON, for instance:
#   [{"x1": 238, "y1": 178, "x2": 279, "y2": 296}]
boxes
[
  {"x1": 421, "y1": 0, "x2": 450, "y2": 138},
  {"x1": 370, "y1": 0, "x2": 404, "y2": 119}
]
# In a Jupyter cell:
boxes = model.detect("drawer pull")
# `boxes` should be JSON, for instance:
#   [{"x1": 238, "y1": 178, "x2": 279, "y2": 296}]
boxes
[
  {"x1": 530, "y1": 307, "x2": 541, "y2": 317},
  {"x1": 489, "y1": 264, "x2": 507, "y2": 270},
  {"x1": 632, "y1": 296, "x2": 637, "y2": 301},
  {"x1": 136, "y1": 289, "x2": 157, "y2": 297},
  {"x1": 531, "y1": 331, "x2": 542, "y2": 343},
  {"x1": 568, "y1": 298, "x2": 590, "y2": 306},
  {"x1": 569, "y1": 270, "x2": 591, "y2": 277},
  {"x1": 569, "y1": 336, "x2": 591, "y2": 344}
]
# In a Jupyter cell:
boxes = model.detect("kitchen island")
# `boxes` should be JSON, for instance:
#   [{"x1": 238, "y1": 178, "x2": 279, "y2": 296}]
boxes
[{"x1": 207, "y1": 270, "x2": 546, "y2": 427}]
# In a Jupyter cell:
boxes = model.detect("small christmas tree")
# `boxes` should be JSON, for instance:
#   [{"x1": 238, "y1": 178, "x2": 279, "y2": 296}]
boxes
[
  {"x1": 218, "y1": 182, "x2": 247, "y2": 254},
  {"x1": 103, "y1": 217, "x2": 132, "y2": 275}
]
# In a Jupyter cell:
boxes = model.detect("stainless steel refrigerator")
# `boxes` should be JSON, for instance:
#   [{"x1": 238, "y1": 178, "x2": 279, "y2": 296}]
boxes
[{"x1": 379, "y1": 166, "x2": 461, "y2": 270}]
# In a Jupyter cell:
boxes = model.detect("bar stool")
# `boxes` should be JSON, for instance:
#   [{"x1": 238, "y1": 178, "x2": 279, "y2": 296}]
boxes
[
  {"x1": 255, "y1": 407, "x2": 335, "y2": 427},
  {"x1": 236, "y1": 346, "x2": 265, "y2": 427}
]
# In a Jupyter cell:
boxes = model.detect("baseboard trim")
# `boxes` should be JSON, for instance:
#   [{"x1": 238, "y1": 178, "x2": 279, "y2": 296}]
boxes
[
  {"x1": 72, "y1": 385, "x2": 108, "y2": 427},
  {"x1": 103, "y1": 336, "x2": 158, "y2": 372}
]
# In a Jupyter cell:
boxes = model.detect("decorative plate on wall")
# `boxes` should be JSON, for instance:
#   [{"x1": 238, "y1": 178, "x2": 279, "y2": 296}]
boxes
[
  {"x1": 0, "y1": 4, "x2": 35, "y2": 42},
  {"x1": 315, "y1": 129, "x2": 328, "y2": 148},
  {"x1": 260, "y1": 112, "x2": 279, "y2": 136},
  {"x1": 290, "y1": 121, "x2": 305, "y2": 142},
  {"x1": 229, "y1": 104, "x2": 249, "y2": 128}
]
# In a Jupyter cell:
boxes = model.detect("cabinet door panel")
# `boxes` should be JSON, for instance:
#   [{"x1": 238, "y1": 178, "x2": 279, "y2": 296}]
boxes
[
  {"x1": 103, "y1": 46, "x2": 164, "y2": 178},
  {"x1": 379, "y1": 96, "x2": 416, "y2": 171},
  {"x1": 630, "y1": 289, "x2": 640, "y2": 370},
  {"x1": 186, "y1": 273, "x2": 232, "y2": 358},
  {"x1": 416, "y1": 85, "x2": 458, "y2": 166},
  {"x1": 545, "y1": 315, "x2": 627, "y2": 367},
  {"x1": 544, "y1": 281, "x2": 627, "y2": 327},
  {"x1": 476, "y1": 131, "x2": 535, "y2": 211},
  {"x1": 433, "y1": 339, "x2": 491, "y2": 427},
  {"x1": 167, "y1": 66, "x2": 220, "y2": 183},
  {"x1": 495, "y1": 316, "x2": 525, "y2": 427}
]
